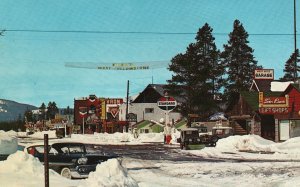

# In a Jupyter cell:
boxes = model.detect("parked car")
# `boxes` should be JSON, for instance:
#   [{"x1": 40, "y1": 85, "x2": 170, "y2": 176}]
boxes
[
  {"x1": 24, "y1": 142, "x2": 118, "y2": 179},
  {"x1": 212, "y1": 126, "x2": 233, "y2": 139},
  {"x1": 177, "y1": 128, "x2": 218, "y2": 150}
]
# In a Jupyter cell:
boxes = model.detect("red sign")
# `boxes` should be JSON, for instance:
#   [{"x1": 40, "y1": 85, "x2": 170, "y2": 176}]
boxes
[
  {"x1": 259, "y1": 107, "x2": 290, "y2": 114},
  {"x1": 106, "y1": 98, "x2": 123, "y2": 105},
  {"x1": 79, "y1": 107, "x2": 88, "y2": 118},
  {"x1": 157, "y1": 96, "x2": 177, "y2": 111},
  {"x1": 109, "y1": 107, "x2": 119, "y2": 118}
]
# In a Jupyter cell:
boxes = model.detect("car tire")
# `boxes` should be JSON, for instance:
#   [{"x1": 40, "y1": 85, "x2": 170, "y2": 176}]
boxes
[{"x1": 60, "y1": 167, "x2": 72, "y2": 179}]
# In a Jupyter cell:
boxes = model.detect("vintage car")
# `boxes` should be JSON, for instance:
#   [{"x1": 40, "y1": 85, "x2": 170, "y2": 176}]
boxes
[
  {"x1": 212, "y1": 126, "x2": 233, "y2": 139},
  {"x1": 24, "y1": 142, "x2": 118, "y2": 179},
  {"x1": 177, "y1": 128, "x2": 219, "y2": 150}
]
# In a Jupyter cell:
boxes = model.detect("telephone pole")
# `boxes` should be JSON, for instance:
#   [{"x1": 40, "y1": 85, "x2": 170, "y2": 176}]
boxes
[
  {"x1": 294, "y1": 0, "x2": 298, "y2": 81},
  {"x1": 125, "y1": 80, "x2": 129, "y2": 132}
]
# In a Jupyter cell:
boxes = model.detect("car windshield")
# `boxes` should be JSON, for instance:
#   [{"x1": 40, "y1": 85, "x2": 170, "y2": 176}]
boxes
[{"x1": 183, "y1": 130, "x2": 199, "y2": 138}]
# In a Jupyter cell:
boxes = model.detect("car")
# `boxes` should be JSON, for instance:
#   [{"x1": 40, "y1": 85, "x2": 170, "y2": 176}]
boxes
[
  {"x1": 212, "y1": 126, "x2": 233, "y2": 139},
  {"x1": 177, "y1": 128, "x2": 218, "y2": 150},
  {"x1": 24, "y1": 142, "x2": 118, "y2": 179}
]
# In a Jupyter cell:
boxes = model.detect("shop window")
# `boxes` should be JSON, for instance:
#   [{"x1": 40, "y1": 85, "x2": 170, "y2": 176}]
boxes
[
  {"x1": 290, "y1": 120, "x2": 300, "y2": 138},
  {"x1": 279, "y1": 120, "x2": 290, "y2": 141},
  {"x1": 145, "y1": 108, "x2": 154, "y2": 113}
]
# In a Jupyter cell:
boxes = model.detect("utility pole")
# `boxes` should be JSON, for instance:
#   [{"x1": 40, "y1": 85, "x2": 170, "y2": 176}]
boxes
[
  {"x1": 125, "y1": 80, "x2": 129, "y2": 132},
  {"x1": 294, "y1": 0, "x2": 298, "y2": 81}
]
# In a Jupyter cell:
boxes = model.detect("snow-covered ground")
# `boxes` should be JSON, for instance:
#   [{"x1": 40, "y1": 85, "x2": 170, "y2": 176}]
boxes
[{"x1": 1, "y1": 130, "x2": 300, "y2": 186}]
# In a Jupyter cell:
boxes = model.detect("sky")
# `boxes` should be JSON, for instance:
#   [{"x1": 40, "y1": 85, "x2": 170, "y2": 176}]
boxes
[{"x1": 0, "y1": 0, "x2": 299, "y2": 108}]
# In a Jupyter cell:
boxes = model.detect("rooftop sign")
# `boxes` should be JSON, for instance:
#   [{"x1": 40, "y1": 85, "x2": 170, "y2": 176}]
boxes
[{"x1": 254, "y1": 69, "x2": 274, "y2": 80}]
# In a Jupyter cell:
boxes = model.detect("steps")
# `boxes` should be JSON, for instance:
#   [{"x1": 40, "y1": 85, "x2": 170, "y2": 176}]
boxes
[{"x1": 233, "y1": 123, "x2": 247, "y2": 135}]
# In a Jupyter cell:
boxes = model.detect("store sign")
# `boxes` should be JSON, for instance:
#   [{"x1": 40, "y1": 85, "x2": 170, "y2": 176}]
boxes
[
  {"x1": 109, "y1": 107, "x2": 119, "y2": 118},
  {"x1": 259, "y1": 92, "x2": 289, "y2": 107},
  {"x1": 79, "y1": 107, "x2": 88, "y2": 118},
  {"x1": 259, "y1": 107, "x2": 290, "y2": 114},
  {"x1": 126, "y1": 113, "x2": 137, "y2": 122},
  {"x1": 259, "y1": 92, "x2": 290, "y2": 114},
  {"x1": 106, "y1": 98, "x2": 123, "y2": 105},
  {"x1": 254, "y1": 69, "x2": 274, "y2": 80},
  {"x1": 157, "y1": 96, "x2": 177, "y2": 111}
]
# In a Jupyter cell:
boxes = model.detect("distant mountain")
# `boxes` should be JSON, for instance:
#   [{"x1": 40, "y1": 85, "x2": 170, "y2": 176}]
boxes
[{"x1": 0, "y1": 99, "x2": 37, "y2": 122}]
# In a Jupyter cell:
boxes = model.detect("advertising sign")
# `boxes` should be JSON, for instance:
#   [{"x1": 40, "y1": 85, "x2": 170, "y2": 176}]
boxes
[
  {"x1": 106, "y1": 98, "x2": 123, "y2": 105},
  {"x1": 157, "y1": 96, "x2": 177, "y2": 111},
  {"x1": 254, "y1": 69, "x2": 274, "y2": 80},
  {"x1": 258, "y1": 92, "x2": 290, "y2": 114},
  {"x1": 79, "y1": 107, "x2": 88, "y2": 118}
]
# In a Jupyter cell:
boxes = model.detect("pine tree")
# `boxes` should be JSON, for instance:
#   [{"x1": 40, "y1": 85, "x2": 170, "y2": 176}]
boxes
[
  {"x1": 280, "y1": 49, "x2": 300, "y2": 81},
  {"x1": 167, "y1": 23, "x2": 223, "y2": 117},
  {"x1": 39, "y1": 102, "x2": 46, "y2": 120},
  {"x1": 46, "y1": 102, "x2": 59, "y2": 119},
  {"x1": 221, "y1": 20, "x2": 260, "y2": 102}
]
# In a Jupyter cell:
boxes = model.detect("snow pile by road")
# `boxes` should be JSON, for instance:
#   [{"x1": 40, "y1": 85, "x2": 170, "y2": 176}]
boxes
[
  {"x1": 215, "y1": 135, "x2": 275, "y2": 152},
  {"x1": 0, "y1": 151, "x2": 137, "y2": 187},
  {"x1": 0, "y1": 130, "x2": 18, "y2": 154},
  {"x1": 28, "y1": 130, "x2": 57, "y2": 139},
  {"x1": 79, "y1": 159, "x2": 138, "y2": 187},
  {"x1": 0, "y1": 151, "x2": 77, "y2": 187},
  {"x1": 69, "y1": 132, "x2": 167, "y2": 144}
]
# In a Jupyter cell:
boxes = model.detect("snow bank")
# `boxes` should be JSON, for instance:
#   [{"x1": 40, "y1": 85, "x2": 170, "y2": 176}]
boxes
[
  {"x1": 28, "y1": 130, "x2": 57, "y2": 139},
  {"x1": 0, "y1": 151, "x2": 77, "y2": 187},
  {"x1": 0, "y1": 130, "x2": 18, "y2": 154},
  {"x1": 215, "y1": 135, "x2": 275, "y2": 152},
  {"x1": 70, "y1": 132, "x2": 166, "y2": 144},
  {"x1": 79, "y1": 159, "x2": 138, "y2": 187}
]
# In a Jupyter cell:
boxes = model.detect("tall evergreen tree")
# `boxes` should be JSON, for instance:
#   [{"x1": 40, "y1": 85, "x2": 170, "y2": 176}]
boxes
[
  {"x1": 221, "y1": 20, "x2": 260, "y2": 102},
  {"x1": 280, "y1": 49, "x2": 300, "y2": 81},
  {"x1": 46, "y1": 102, "x2": 59, "y2": 119},
  {"x1": 39, "y1": 102, "x2": 46, "y2": 120},
  {"x1": 167, "y1": 23, "x2": 223, "y2": 117}
]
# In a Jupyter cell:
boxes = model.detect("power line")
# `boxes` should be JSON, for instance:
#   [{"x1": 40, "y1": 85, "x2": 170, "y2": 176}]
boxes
[{"x1": 3, "y1": 29, "x2": 300, "y2": 36}]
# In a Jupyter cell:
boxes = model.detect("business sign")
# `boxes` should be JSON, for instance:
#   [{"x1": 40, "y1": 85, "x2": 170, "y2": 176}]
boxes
[
  {"x1": 79, "y1": 107, "x2": 88, "y2": 118},
  {"x1": 259, "y1": 107, "x2": 290, "y2": 114},
  {"x1": 109, "y1": 107, "x2": 119, "y2": 118},
  {"x1": 157, "y1": 96, "x2": 177, "y2": 111},
  {"x1": 254, "y1": 69, "x2": 274, "y2": 80},
  {"x1": 126, "y1": 113, "x2": 137, "y2": 122},
  {"x1": 106, "y1": 98, "x2": 123, "y2": 105},
  {"x1": 258, "y1": 92, "x2": 289, "y2": 107},
  {"x1": 258, "y1": 92, "x2": 290, "y2": 114}
]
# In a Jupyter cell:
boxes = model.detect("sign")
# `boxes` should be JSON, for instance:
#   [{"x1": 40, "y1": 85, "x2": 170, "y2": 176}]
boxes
[
  {"x1": 109, "y1": 107, "x2": 119, "y2": 118},
  {"x1": 97, "y1": 63, "x2": 149, "y2": 70},
  {"x1": 259, "y1": 107, "x2": 290, "y2": 114},
  {"x1": 126, "y1": 113, "x2": 137, "y2": 122},
  {"x1": 79, "y1": 107, "x2": 87, "y2": 118},
  {"x1": 106, "y1": 98, "x2": 123, "y2": 105},
  {"x1": 259, "y1": 92, "x2": 289, "y2": 107},
  {"x1": 254, "y1": 69, "x2": 274, "y2": 80},
  {"x1": 157, "y1": 96, "x2": 177, "y2": 111},
  {"x1": 259, "y1": 92, "x2": 290, "y2": 114}
]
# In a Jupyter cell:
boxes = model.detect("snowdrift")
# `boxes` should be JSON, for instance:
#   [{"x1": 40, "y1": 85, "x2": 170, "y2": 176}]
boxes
[{"x1": 0, "y1": 130, "x2": 18, "y2": 154}]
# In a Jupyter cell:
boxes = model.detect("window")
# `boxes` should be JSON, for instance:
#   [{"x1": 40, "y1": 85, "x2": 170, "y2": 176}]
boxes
[{"x1": 145, "y1": 108, "x2": 154, "y2": 113}]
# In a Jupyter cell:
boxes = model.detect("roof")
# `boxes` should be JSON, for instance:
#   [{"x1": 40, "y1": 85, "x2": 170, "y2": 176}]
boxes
[
  {"x1": 250, "y1": 79, "x2": 273, "y2": 92},
  {"x1": 132, "y1": 84, "x2": 184, "y2": 103}
]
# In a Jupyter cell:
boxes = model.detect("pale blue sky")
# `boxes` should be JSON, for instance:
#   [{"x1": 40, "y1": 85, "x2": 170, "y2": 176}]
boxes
[{"x1": 0, "y1": 0, "x2": 299, "y2": 107}]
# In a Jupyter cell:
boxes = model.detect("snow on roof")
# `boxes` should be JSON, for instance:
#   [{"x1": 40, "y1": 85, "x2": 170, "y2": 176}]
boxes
[{"x1": 271, "y1": 81, "x2": 293, "y2": 92}]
